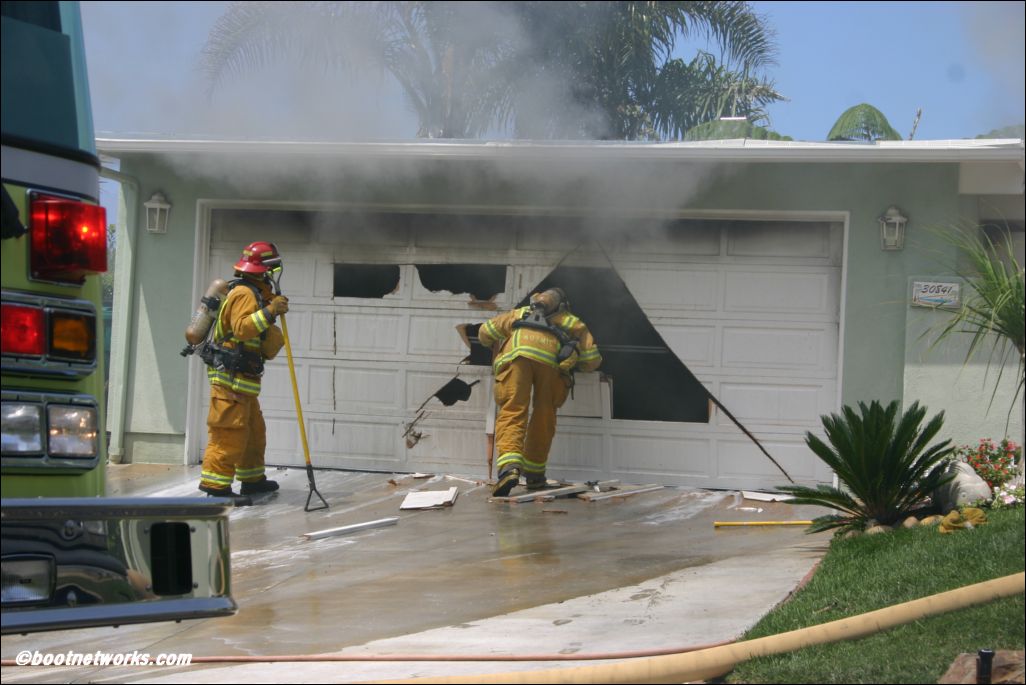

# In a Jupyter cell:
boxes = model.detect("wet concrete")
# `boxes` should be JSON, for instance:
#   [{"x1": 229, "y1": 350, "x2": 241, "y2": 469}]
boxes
[{"x1": 1, "y1": 464, "x2": 829, "y2": 683}]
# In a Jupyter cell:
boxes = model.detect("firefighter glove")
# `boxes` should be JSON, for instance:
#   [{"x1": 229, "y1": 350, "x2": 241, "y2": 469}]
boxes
[{"x1": 267, "y1": 295, "x2": 289, "y2": 316}]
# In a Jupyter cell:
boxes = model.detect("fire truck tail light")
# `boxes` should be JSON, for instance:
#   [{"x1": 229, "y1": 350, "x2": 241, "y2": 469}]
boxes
[
  {"x1": 29, "y1": 195, "x2": 107, "y2": 284},
  {"x1": 1, "y1": 304, "x2": 46, "y2": 356},
  {"x1": 50, "y1": 312, "x2": 94, "y2": 360}
]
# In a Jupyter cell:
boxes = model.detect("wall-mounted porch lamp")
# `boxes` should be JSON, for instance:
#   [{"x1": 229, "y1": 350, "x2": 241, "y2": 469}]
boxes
[
  {"x1": 878, "y1": 205, "x2": 908, "y2": 250},
  {"x1": 143, "y1": 192, "x2": 171, "y2": 234}
]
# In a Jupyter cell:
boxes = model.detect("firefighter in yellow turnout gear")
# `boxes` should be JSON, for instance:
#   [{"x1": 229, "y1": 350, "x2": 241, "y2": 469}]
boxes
[
  {"x1": 478, "y1": 288, "x2": 601, "y2": 497},
  {"x1": 197, "y1": 241, "x2": 289, "y2": 501}
]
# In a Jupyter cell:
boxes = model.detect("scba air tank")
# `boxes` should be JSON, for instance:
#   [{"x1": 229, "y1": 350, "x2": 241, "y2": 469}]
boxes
[{"x1": 184, "y1": 278, "x2": 229, "y2": 345}]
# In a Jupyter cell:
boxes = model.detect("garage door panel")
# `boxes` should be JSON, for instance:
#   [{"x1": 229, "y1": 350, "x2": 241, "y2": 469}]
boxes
[
  {"x1": 618, "y1": 267, "x2": 720, "y2": 310},
  {"x1": 337, "y1": 311, "x2": 406, "y2": 354},
  {"x1": 727, "y1": 222, "x2": 839, "y2": 261},
  {"x1": 716, "y1": 438, "x2": 820, "y2": 483},
  {"x1": 408, "y1": 314, "x2": 481, "y2": 358},
  {"x1": 414, "y1": 223, "x2": 513, "y2": 249},
  {"x1": 721, "y1": 326, "x2": 837, "y2": 374},
  {"x1": 405, "y1": 422, "x2": 488, "y2": 471},
  {"x1": 724, "y1": 270, "x2": 837, "y2": 317},
  {"x1": 308, "y1": 311, "x2": 336, "y2": 353},
  {"x1": 407, "y1": 370, "x2": 490, "y2": 415},
  {"x1": 264, "y1": 416, "x2": 301, "y2": 465},
  {"x1": 616, "y1": 223, "x2": 722, "y2": 256},
  {"x1": 716, "y1": 381, "x2": 831, "y2": 427},
  {"x1": 652, "y1": 324, "x2": 718, "y2": 368},
  {"x1": 549, "y1": 430, "x2": 607, "y2": 473},
  {"x1": 610, "y1": 434, "x2": 714, "y2": 479},
  {"x1": 308, "y1": 415, "x2": 402, "y2": 469},
  {"x1": 337, "y1": 367, "x2": 403, "y2": 413},
  {"x1": 410, "y1": 267, "x2": 511, "y2": 309},
  {"x1": 557, "y1": 372, "x2": 605, "y2": 418}
]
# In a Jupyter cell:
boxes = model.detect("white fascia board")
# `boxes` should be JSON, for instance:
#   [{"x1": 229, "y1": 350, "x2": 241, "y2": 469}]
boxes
[
  {"x1": 959, "y1": 161, "x2": 1026, "y2": 195},
  {"x1": 96, "y1": 137, "x2": 1025, "y2": 165}
]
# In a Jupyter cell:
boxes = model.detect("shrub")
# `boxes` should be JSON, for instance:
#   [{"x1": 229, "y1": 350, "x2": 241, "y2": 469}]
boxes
[
  {"x1": 955, "y1": 438, "x2": 1021, "y2": 490},
  {"x1": 776, "y1": 400, "x2": 955, "y2": 535},
  {"x1": 991, "y1": 483, "x2": 1025, "y2": 509}
]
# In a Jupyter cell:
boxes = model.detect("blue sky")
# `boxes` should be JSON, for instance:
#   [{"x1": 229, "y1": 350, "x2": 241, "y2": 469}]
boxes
[{"x1": 81, "y1": 1, "x2": 1024, "y2": 142}]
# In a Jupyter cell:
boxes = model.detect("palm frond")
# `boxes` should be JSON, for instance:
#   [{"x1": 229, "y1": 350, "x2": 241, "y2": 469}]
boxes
[{"x1": 926, "y1": 224, "x2": 1026, "y2": 414}]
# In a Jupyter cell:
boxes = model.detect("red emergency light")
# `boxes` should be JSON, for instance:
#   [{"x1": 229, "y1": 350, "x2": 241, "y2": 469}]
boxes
[
  {"x1": 29, "y1": 194, "x2": 107, "y2": 284},
  {"x1": 1, "y1": 304, "x2": 46, "y2": 357}
]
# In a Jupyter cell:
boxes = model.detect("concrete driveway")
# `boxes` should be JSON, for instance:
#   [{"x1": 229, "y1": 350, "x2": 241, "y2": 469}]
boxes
[{"x1": 1, "y1": 464, "x2": 828, "y2": 683}]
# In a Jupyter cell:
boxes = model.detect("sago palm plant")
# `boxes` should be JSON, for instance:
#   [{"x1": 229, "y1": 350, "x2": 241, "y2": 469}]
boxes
[{"x1": 776, "y1": 400, "x2": 955, "y2": 534}]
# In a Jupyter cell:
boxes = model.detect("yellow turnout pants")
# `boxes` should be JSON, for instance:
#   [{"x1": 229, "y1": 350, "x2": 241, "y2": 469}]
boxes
[
  {"x1": 200, "y1": 384, "x2": 267, "y2": 489},
  {"x1": 493, "y1": 356, "x2": 570, "y2": 478}
]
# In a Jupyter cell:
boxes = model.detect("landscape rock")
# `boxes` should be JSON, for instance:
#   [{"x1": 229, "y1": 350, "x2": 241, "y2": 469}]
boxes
[{"x1": 932, "y1": 461, "x2": 992, "y2": 512}]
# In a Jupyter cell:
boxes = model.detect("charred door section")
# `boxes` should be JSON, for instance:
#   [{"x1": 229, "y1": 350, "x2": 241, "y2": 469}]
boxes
[{"x1": 526, "y1": 266, "x2": 710, "y2": 423}]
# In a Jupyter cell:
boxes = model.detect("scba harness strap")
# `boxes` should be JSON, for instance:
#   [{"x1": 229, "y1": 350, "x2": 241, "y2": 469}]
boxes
[
  {"x1": 198, "y1": 279, "x2": 269, "y2": 376},
  {"x1": 511, "y1": 305, "x2": 579, "y2": 364}
]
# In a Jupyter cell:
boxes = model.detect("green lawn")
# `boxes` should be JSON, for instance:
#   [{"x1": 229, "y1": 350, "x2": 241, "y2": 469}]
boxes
[{"x1": 726, "y1": 506, "x2": 1025, "y2": 684}]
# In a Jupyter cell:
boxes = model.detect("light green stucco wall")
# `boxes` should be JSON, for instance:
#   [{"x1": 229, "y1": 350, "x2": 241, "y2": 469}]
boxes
[{"x1": 111, "y1": 151, "x2": 1019, "y2": 463}]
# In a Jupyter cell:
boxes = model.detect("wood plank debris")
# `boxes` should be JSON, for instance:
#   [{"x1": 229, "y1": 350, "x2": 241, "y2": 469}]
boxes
[
  {"x1": 578, "y1": 484, "x2": 663, "y2": 502},
  {"x1": 490, "y1": 480, "x2": 620, "y2": 504},
  {"x1": 400, "y1": 487, "x2": 459, "y2": 510},
  {"x1": 444, "y1": 475, "x2": 481, "y2": 485},
  {"x1": 302, "y1": 517, "x2": 398, "y2": 540},
  {"x1": 742, "y1": 490, "x2": 794, "y2": 502}
]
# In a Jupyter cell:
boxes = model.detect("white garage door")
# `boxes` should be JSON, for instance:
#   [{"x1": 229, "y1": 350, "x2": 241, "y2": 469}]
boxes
[{"x1": 189, "y1": 210, "x2": 842, "y2": 490}]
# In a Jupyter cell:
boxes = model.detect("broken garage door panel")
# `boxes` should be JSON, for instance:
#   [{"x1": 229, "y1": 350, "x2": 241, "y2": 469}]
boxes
[
  {"x1": 404, "y1": 376, "x2": 482, "y2": 449},
  {"x1": 431, "y1": 377, "x2": 480, "y2": 407},
  {"x1": 415, "y1": 264, "x2": 507, "y2": 308},
  {"x1": 456, "y1": 323, "x2": 493, "y2": 366},
  {"x1": 528, "y1": 264, "x2": 710, "y2": 423},
  {"x1": 333, "y1": 264, "x2": 401, "y2": 298}
]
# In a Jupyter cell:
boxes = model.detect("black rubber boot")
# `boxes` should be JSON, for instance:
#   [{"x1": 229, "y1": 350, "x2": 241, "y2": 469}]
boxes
[
  {"x1": 198, "y1": 484, "x2": 253, "y2": 506},
  {"x1": 525, "y1": 474, "x2": 548, "y2": 491},
  {"x1": 240, "y1": 478, "x2": 280, "y2": 495},
  {"x1": 492, "y1": 468, "x2": 521, "y2": 497}
]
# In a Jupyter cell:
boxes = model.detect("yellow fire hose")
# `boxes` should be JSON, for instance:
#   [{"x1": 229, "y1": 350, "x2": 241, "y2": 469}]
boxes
[
  {"x1": 380, "y1": 572, "x2": 1025, "y2": 684},
  {"x1": 280, "y1": 313, "x2": 328, "y2": 512}
]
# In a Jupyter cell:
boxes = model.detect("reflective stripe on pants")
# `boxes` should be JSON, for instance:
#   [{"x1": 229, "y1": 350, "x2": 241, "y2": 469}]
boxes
[{"x1": 200, "y1": 384, "x2": 267, "y2": 487}]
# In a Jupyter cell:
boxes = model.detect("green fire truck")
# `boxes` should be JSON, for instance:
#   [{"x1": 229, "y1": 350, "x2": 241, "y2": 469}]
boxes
[{"x1": 1, "y1": 0, "x2": 234, "y2": 634}]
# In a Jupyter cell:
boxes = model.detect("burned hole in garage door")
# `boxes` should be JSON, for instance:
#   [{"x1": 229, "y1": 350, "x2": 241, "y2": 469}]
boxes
[
  {"x1": 333, "y1": 264, "x2": 401, "y2": 298},
  {"x1": 456, "y1": 323, "x2": 494, "y2": 366},
  {"x1": 526, "y1": 267, "x2": 710, "y2": 423},
  {"x1": 415, "y1": 264, "x2": 507, "y2": 305}
]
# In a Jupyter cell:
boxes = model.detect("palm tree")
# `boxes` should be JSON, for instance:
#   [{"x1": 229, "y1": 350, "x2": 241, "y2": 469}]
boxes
[
  {"x1": 202, "y1": 1, "x2": 518, "y2": 139},
  {"x1": 929, "y1": 225, "x2": 1025, "y2": 481},
  {"x1": 504, "y1": 2, "x2": 783, "y2": 139},
  {"x1": 201, "y1": 1, "x2": 781, "y2": 140},
  {"x1": 682, "y1": 117, "x2": 791, "y2": 141},
  {"x1": 827, "y1": 103, "x2": 902, "y2": 142}
]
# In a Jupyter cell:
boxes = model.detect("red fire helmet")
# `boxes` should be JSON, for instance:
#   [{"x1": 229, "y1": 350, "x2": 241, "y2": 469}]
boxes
[{"x1": 234, "y1": 241, "x2": 282, "y2": 274}]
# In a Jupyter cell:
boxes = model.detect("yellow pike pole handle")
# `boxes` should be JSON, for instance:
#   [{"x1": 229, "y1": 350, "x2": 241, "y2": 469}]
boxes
[
  {"x1": 714, "y1": 521, "x2": 812, "y2": 527},
  {"x1": 280, "y1": 313, "x2": 328, "y2": 512}
]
